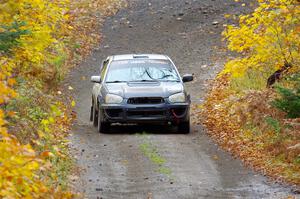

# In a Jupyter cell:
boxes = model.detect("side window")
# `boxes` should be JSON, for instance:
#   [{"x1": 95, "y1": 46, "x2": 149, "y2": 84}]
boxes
[{"x1": 100, "y1": 60, "x2": 109, "y2": 81}]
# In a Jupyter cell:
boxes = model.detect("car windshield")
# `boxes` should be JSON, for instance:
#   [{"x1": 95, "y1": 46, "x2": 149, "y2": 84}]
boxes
[{"x1": 105, "y1": 59, "x2": 180, "y2": 83}]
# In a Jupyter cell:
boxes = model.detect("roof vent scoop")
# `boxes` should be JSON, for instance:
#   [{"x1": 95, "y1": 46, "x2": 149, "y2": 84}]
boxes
[{"x1": 133, "y1": 55, "x2": 149, "y2": 59}]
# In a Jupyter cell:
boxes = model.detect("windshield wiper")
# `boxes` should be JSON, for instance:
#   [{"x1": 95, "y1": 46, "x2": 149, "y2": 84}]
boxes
[
  {"x1": 158, "y1": 74, "x2": 174, "y2": 79},
  {"x1": 106, "y1": 80, "x2": 127, "y2": 83}
]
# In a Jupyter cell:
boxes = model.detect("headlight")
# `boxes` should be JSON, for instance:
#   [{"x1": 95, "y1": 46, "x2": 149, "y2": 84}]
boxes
[
  {"x1": 169, "y1": 92, "x2": 186, "y2": 103},
  {"x1": 105, "y1": 94, "x2": 123, "y2": 104}
]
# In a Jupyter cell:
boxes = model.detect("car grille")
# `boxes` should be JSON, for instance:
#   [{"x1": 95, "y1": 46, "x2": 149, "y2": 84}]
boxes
[{"x1": 127, "y1": 97, "x2": 164, "y2": 104}]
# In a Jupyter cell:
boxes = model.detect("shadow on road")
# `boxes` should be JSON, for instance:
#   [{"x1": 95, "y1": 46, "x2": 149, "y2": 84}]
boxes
[{"x1": 100, "y1": 124, "x2": 184, "y2": 135}]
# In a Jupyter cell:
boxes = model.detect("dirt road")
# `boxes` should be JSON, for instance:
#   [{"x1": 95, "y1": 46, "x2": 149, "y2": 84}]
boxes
[{"x1": 68, "y1": 0, "x2": 294, "y2": 198}]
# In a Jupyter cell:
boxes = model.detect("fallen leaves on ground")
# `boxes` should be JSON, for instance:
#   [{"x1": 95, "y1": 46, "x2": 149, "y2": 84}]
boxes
[{"x1": 199, "y1": 76, "x2": 300, "y2": 186}]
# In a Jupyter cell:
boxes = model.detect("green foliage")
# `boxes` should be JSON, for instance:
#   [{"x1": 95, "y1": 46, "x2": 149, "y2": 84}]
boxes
[
  {"x1": 157, "y1": 167, "x2": 172, "y2": 176},
  {"x1": 0, "y1": 21, "x2": 29, "y2": 54},
  {"x1": 272, "y1": 74, "x2": 300, "y2": 118},
  {"x1": 294, "y1": 156, "x2": 300, "y2": 165},
  {"x1": 7, "y1": 82, "x2": 48, "y2": 122},
  {"x1": 49, "y1": 153, "x2": 73, "y2": 190},
  {"x1": 47, "y1": 52, "x2": 68, "y2": 84},
  {"x1": 265, "y1": 116, "x2": 281, "y2": 135}
]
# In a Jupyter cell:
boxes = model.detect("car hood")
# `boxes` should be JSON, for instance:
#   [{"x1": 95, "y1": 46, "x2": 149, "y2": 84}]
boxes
[{"x1": 105, "y1": 82, "x2": 184, "y2": 98}]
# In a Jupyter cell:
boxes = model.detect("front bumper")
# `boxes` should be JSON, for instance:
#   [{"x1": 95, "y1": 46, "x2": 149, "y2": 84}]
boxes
[{"x1": 100, "y1": 103, "x2": 190, "y2": 124}]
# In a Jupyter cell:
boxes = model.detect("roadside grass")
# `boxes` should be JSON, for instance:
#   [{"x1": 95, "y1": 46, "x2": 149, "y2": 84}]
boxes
[
  {"x1": 138, "y1": 133, "x2": 173, "y2": 179},
  {"x1": 229, "y1": 69, "x2": 271, "y2": 93},
  {"x1": 140, "y1": 142, "x2": 166, "y2": 165}
]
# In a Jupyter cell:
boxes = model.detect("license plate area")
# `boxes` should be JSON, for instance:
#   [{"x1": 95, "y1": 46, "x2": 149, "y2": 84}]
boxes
[{"x1": 127, "y1": 109, "x2": 165, "y2": 117}]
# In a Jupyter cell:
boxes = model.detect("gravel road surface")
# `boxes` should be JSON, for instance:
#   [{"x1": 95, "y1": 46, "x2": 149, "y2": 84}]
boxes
[{"x1": 68, "y1": 0, "x2": 295, "y2": 198}]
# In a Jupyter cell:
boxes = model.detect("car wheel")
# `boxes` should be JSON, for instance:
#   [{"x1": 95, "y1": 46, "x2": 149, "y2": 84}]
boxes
[
  {"x1": 178, "y1": 120, "x2": 190, "y2": 134},
  {"x1": 92, "y1": 103, "x2": 98, "y2": 127},
  {"x1": 97, "y1": 108, "x2": 110, "y2": 133}
]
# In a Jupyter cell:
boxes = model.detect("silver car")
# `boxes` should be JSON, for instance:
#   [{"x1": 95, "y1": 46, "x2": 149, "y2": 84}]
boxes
[{"x1": 90, "y1": 54, "x2": 193, "y2": 133}]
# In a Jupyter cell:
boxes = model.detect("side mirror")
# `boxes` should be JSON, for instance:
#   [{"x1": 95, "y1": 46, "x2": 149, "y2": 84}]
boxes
[
  {"x1": 91, "y1": 76, "x2": 101, "y2": 83},
  {"x1": 182, "y1": 74, "x2": 193, "y2": 83}
]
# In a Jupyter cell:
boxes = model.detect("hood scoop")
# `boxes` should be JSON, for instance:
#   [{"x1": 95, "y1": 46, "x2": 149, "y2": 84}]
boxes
[
  {"x1": 127, "y1": 81, "x2": 160, "y2": 87},
  {"x1": 105, "y1": 81, "x2": 183, "y2": 98}
]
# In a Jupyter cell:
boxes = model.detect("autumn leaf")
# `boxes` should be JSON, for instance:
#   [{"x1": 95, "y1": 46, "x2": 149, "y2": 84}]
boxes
[{"x1": 40, "y1": 151, "x2": 54, "y2": 158}]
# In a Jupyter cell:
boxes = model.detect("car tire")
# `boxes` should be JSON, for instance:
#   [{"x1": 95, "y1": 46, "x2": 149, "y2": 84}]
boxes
[
  {"x1": 178, "y1": 120, "x2": 190, "y2": 134},
  {"x1": 90, "y1": 106, "x2": 93, "y2": 122},
  {"x1": 92, "y1": 104, "x2": 98, "y2": 127},
  {"x1": 97, "y1": 108, "x2": 110, "y2": 133}
]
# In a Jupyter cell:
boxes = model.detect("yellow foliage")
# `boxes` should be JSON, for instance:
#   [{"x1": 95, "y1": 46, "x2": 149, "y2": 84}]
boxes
[
  {"x1": 222, "y1": 0, "x2": 300, "y2": 78},
  {"x1": 0, "y1": 60, "x2": 72, "y2": 198},
  {"x1": 0, "y1": 66, "x2": 73, "y2": 198},
  {"x1": 0, "y1": 130, "x2": 45, "y2": 198},
  {"x1": 0, "y1": 58, "x2": 17, "y2": 104},
  {"x1": 0, "y1": 0, "x2": 69, "y2": 79},
  {"x1": 0, "y1": 0, "x2": 71, "y2": 197}
]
